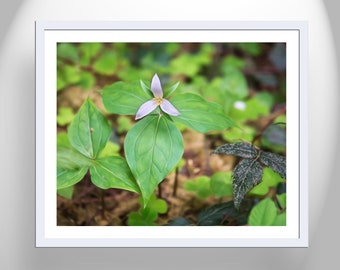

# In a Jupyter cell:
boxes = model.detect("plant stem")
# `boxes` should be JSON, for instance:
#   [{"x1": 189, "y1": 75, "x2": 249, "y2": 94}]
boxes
[{"x1": 172, "y1": 167, "x2": 179, "y2": 197}]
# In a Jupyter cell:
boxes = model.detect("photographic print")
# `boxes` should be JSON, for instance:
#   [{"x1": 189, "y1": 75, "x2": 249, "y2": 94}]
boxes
[{"x1": 36, "y1": 22, "x2": 307, "y2": 247}]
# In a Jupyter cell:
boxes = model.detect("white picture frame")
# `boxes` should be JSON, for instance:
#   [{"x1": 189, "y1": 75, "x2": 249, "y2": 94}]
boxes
[{"x1": 35, "y1": 21, "x2": 308, "y2": 247}]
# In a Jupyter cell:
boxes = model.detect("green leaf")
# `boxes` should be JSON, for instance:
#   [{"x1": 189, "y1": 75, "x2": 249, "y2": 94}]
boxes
[
  {"x1": 248, "y1": 198, "x2": 278, "y2": 226},
  {"x1": 124, "y1": 115, "x2": 184, "y2": 206},
  {"x1": 57, "y1": 107, "x2": 75, "y2": 126},
  {"x1": 127, "y1": 211, "x2": 157, "y2": 226},
  {"x1": 238, "y1": 43, "x2": 262, "y2": 56},
  {"x1": 276, "y1": 193, "x2": 287, "y2": 209},
  {"x1": 57, "y1": 132, "x2": 71, "y2": 148},
  {"x1": 78, "y1": 71, "x2": 95, "y2": 90},
  {"x1": 139, "y1": 80, "x2": 151, "y2": 96},
  {"x1": 210, "y1": 171, "x2": 233, "y2": 198},
  {"x1": 57, "y1": 166, "x2": 88, "y2": 190},
  {"x1": 93, "y1": 51, "x2": 118, "y2": 75},
  {"x1": 219, "y1": 69, "x2": 249, "y2": 99},
  {"x1": 259, "y1": 151, "x2": 286, "y2": 179},
  {"x1": 58, "y1": 65, "x2": 81, "y2": 86},
  {"x1": 127, "y1": 194, "x2": 168, "y2": 226},
  {"x1": 212, "y1": 142, "x2": 258, "y2": 159},
  {"x1": 79, "y1": 43, "x2": 102, "y2": 66},
  {"x1": 232, "y1": 159, "x2": 263, "y2": 209},
  {"x1": 197, "y1": 201, "x2": 237, "y2": 226},
  {"x1": 164, "y1": 81, "x2": 180, "y2": 97},
  {"x1": 272, "y1": 211, "x2": 286, "y2": 226},
  {"x1": 116, "y1": 115, "x2": 134, "y2": 133},
  {"x1": 57, "y1": 185, "x2": 75, "y2": 199},
  {"x1": 170, "y1": 93, "x2": 236, "y2": 132},
  {"x1": 222, "y1": 56, "x2": 246, "y2": 72},
  {"x1": 102, "y1": 81, "x2": 151, "y2": 115},
  {"x1": 57, "y1": 147, "x2": 90, "y2": 171},
  {"x1": 90, "y1": 156, "x2": 140, "y2": 193},
  {"x1": 222, "y1": 125, "x2": 256, "y2": 143},
  {"x1": 68, "y1": 99, "x2": 112, "y2": 159},
  {"x1": 98, "y1": 141, "x2": 120, "y2": 158},
  {"x1": 184, "y1": 176, "x2": 213, "y2": 199},
  {"x1": 57, "y1": 137, "x2": 90, "y2": 190},
  {"x1": 249, "y1": 167, "x2": 285, "y2": 196},
  {"x1": 230, "y1": 92, "x2": 274, "y2": 123},
  {"x1": 57, "y1": 43, "x2": 79, "y2": 62},
  {"x1": 168, "y1": 54, "x2": 204, "y2": 77},
  {"x1": 137, "y1": 194, "x2": 168, "y2": 214}
]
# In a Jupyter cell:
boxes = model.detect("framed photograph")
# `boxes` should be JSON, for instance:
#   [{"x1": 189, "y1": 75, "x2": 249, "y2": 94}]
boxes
[{"x1": 36, "y1": 21, "x2": 308, "y2": 247}]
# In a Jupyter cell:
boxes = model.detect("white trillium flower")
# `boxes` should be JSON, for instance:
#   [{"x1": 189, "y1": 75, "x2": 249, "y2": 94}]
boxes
[{"x1": 135, "y1": 74, "x2": 180, "y2": 120}]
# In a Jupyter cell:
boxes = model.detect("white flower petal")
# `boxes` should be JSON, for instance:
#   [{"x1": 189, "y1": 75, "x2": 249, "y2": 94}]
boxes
[
  {"x1": 160, "y1": 99, "x2": 180, "y2": 116},
  {"x1": 151, "y1": 74, "x2": 163, "y2": 98},
  {"x1": 135, "y1": 100, "x2": 158, "y2": 120}
]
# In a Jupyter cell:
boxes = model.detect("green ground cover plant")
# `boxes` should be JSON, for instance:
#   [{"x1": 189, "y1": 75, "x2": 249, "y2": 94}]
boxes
[{"x1": 57, "y1": 42, "x2": 286, "y2": 226}]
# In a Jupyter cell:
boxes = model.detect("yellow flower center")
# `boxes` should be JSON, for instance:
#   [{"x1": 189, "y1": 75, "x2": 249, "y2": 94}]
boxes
[{"x1": 153, "y1": 97, "x2": 163, "y2": 106}]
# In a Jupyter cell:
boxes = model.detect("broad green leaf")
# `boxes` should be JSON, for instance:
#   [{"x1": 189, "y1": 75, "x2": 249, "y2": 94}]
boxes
[
  {"x1": 78, "y1": 71, "x2": 95, "y2": 90},
  {"x1": 58, "y1": 65, "x2": 81, "y2": 86},
  {"x1": 57, "y1": 147, "x2": 91, "y2": 171},
  {"x1": 238, "y1": 43, "x2": 262, "y2": 56},
  {"x1": 248, "y1": 198, "x2": 278, "y2": 226},
  {"x1": 222, "y1": 125, "x2": 256, "y2": 143},
  {"x1": 259, "y1": 151, "x2": 286, "y2": 179},
  {"x1": 93, "y1": 51, "x2": 118, "y2": 75},
  {"x1": 127, "y1": 211, "x2": 157, "y2": 226},
  {"x1": 57, "y1": 140, "x2": 90, "y2": 189},
  {"x1": 57, "y1": 76, "x2": 67, "y2": 91},
  {"x1": 102, "y1": 81, "x2": 151, "y2": 115},
  {"x1": 233, "y1": 159, "x2": 263, "y2": 209},
  {"x1": 127, "y1": 194, "x2": 167, "y2": 226},
  {"x1": 57, "y1": 166, "x2": 88, "y2": 190},
  {"x1": 139, "y1": 80, "x2": 151, "y2": 96},
  {"x1": 272, "y1": 212, "x2": 286, "y2": 226},
  {"x1": 197, "y1": 201, "x2": 237, "y2": 226},
  {"x1": 165, "y1": 43, "x2": 180, "y2": 54},
  {"x1": 164, "y1": 81, "x2": 180, "y2": 97},
  {"x1": 184, "y1": 176, "x2": 213, "y2": 199},
  {"x1": 57, "y1": 132, "x2": 71, "y2": 148},
  {"x1": 276, "y1": 193, "x2": 287, "y2": 209},
  {"x1": 68, "y1": 99, "x2": 112, "y2": 159},
  {"x1": 57, "y1": 107, "x2": 75, "y2": 126},
  {"x1": 98, "y1": 141, "x2": 120, "y2": 158},
  {"x1": 219, "y1": 69, "x2": 248, "y2": 99},
  {"x1": 116, "y1": 115, "x2": 134, "y2": 133},
  {"x1": 249, "y1": 167, "x2": 285, "y2": 196},
  {"x1": 79, "y1": 43, "x2": 102, "y2": 66},
  {"x1": 170, "y1": 93, "x2": 236, "y2": 133},
  {"x1": 198, "y1": 77, "x2": 235, "y2": 111},
  {"x1": 57, "y1": 185, "x2": 75, "y2": 199},
  {"x1": 90, "y1": 156, "x2": 140, "y2": 193},
  {"x1": 137, "y1": 194, "x2": 168, "y2": 214},
  {"x1": 124, "y1": 115, "x2": 184, "y2": 206},
  {"x1": 210, "y1": 171, "x2": 233, "y2": 198},
  {"x1": 57, "y1": 43, "x2": 79, "y2": 62},
  {"x1": 230, "y1": 94, "x2": 273, "y2": 122},
  {"x1": 212, "y1": 142, "x2": 258, "y2": 159},
  {"x1": 222, "y1": 56, "x2": 246, "y2": 72},
  {"x1": 168, "y1": 54, "x2": 206, "y2": 77}
]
